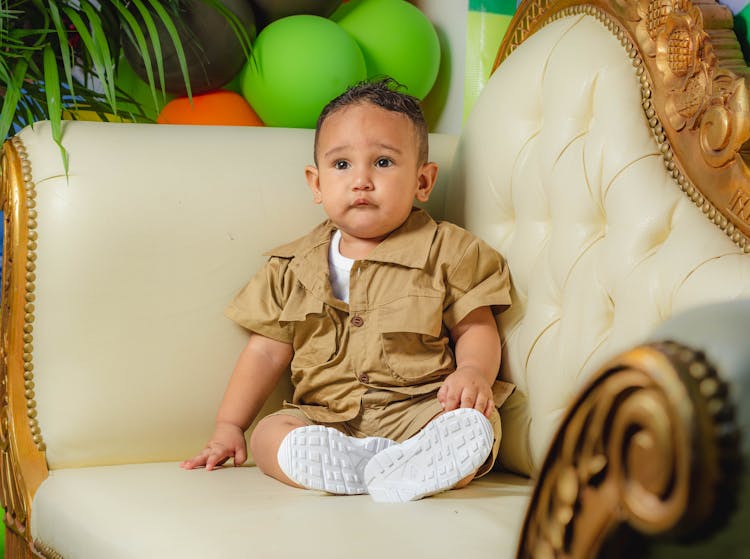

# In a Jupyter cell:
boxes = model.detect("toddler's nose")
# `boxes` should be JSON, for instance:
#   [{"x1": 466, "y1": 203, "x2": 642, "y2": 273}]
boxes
[{"x1": 353, "y1": 177, "x2": 374, "y2": 190}]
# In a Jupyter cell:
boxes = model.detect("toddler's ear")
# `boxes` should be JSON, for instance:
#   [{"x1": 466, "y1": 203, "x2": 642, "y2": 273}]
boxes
[
  {"x1": 415, "y1": 162, "x2": 438, "y2": 203},
  {"x1": 305, "y1": 165, "x2": 322, "y2": 204}
]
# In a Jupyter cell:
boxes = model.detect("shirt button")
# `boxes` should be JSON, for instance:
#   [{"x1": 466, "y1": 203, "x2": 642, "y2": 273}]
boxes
[
  {"x1": 351, "y1": 315, "x2": 364, "y2": 327},
  {"x1": 359, "y1": 373, "x2": 370, "y2": 384}
]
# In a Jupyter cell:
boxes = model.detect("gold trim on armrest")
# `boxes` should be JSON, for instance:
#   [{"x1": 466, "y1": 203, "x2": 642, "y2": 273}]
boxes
[
  {"x1": 516, "y1": 341, "x2": 742, "y2": 558},
  {"x1": 1, "y1": 137, "x2": 50, "y2": 548},
  {"x1": 33, "y1": 539, "x2": 63, "y2": 559},
  {"x1": 494, "y1": 0, "x2": 750, "y2": 252}
]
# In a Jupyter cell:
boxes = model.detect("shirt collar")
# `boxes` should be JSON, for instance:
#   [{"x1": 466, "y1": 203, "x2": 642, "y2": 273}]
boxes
[
  {"x1": 362, "y1": 208, "x2": 437, "y2": 269},
  {"x1": 266, "y1": 223, "x2": 338, "y2": 308},
  {"x1": 264, "y1": 220, "x2": 334, "y2": 259},
  {"x1": 264, "y1": 208, "x2": 437, "y2": 309},
  {"x1": 265, "y1": 208, "x2": 437, "y2": 270}
]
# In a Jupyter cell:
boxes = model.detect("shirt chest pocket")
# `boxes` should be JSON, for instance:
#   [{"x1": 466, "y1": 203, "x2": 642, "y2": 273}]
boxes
[
  {"x1": 280, "y1": 291, "x2": 338, "y2": 367},
  {"x1": 377, "y1": 295, "x2": 454, "y2": 382}
]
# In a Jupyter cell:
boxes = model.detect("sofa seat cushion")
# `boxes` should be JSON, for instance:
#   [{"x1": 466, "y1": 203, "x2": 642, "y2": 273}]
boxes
[{"x1": 31, "y1": 462, "x2": 532, "y2": 559}]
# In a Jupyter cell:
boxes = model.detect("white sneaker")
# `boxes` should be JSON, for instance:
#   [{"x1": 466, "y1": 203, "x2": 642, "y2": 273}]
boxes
[
  {"x1": 277, "y1": 425, "x2": 395, "y2": 495},
  {"x1": 364, "y1": 408, "x2": 494, "y2": 503}
]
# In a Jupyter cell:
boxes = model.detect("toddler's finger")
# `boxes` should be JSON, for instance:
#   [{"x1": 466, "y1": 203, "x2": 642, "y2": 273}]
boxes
[
  {"x1": 474, "y1": 393, "x2": 488, "y2": 415},
  {"x1": 234, "y1": 446, "x2": 247, "y2": 467},
  {"x1": 484, "y1": 398, "x2": 495, "y2": 418},
  {"x1": 205, "y1": 449, "x2": 229, "y2": 471},
  {"x1": 180, "y1": 449, "x2": 209, "y2": 470},
  {"x1": 444, "y1": 387, "x2": 461, "y2": 410},
  {"x1": 460, "y1": 387, "x2": 477, "y2": 409},
  {"x1": 437, "y1": 385, "x2": 446, "y2": 407}
]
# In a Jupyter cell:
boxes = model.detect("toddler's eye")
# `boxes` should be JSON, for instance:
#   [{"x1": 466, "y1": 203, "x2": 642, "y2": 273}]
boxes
[
  {"x1": 334, "y1": 160, "x2": 350, "y2": 170},
  {"x1": 375, "y1": 158, "x2": 393, "y2": 168}
]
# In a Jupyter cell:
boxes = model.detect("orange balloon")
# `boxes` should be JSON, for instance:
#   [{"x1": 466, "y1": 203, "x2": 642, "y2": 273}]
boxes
[{"x1": 157, "y1": 90, "x2": 264, "y2": 126}]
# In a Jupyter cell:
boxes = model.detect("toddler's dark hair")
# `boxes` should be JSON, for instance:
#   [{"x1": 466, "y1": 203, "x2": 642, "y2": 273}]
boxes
[{"x1": 314, "y1": 78, "x2": 428, "y2": 165}]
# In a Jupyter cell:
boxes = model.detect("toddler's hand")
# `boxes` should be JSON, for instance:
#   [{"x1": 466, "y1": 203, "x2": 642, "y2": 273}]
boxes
[
  {"x1": 437, "y1": 367, "x2": 495, "y2": 418},
  {"x1": 180, "y1": 421, "x2": 247, "y2": 471}
]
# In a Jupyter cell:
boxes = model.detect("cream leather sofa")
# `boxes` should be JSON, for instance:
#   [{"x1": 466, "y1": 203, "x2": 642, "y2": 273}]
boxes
[{"x1": 1, "y1": 0, "x2": 748, "y2": 557}]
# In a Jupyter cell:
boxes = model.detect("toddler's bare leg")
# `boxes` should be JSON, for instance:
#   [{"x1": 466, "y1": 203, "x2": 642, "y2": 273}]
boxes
[
  {"x1": 453, "y1": 474, "x2": 475, "y2": 490},
  {"x1": 249, "y1": 414, "x2": 309, "y2": 488}
]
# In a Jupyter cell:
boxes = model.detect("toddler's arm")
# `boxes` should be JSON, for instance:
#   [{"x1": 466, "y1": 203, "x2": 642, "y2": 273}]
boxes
[
  {"x1": 180, "y1": 334, "x2": 293, "y2": 471},
  {"x1": 438, "y1": 306, "x2": 501, "y2": 417}
]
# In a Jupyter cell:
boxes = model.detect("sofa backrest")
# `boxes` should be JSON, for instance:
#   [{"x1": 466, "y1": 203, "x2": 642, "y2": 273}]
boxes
[
  {"x1": 445, "y1": 13, "x2": 750, "y2": 474},
  {"x1": 10, "y1": 121, "x2": 457, "y2": 469}
]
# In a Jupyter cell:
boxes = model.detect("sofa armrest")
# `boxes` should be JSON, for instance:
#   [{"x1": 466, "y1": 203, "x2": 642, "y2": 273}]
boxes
[
  {"x1": 0, "y1": 137, "x2": 49, "y2": 551},
  {"x1": 517, "y1": 302, "x2": 747, "y2": 558}
]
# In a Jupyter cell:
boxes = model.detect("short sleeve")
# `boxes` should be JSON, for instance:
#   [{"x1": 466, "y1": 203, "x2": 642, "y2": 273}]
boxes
[
  {"x1": 224, "y1": 257, "x2": 295, "y2": 344},
  {"x1": 442, "y1": 237, "x2": 511, "y2": 330}
]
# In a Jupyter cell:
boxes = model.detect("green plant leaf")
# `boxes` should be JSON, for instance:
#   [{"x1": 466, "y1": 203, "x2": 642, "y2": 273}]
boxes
[
  {"x1": 112, "y1": 0, "x2": 162, "y2": 114},
  {"x1": 28, "y1": 0, "x2": 52, "y2": 48},
  {"x1": 42, "y1": 44, "x2": 68, "y2": 173},
  {"x1": 0, "y1": 58, "x2": 28, "y2": 142},
  {"x1": 0, "y1": 0, "x2": 9, "y2": 48},
  {"x1": 62, "y1": 7, "x2": 109, "y2": 101},
  {"x1": 145, "y1": 0, "x2": 192, "y2": 99},
  {"x1": 0, "y1": 0, "x2": 246, "y2": 144},
  {"x1": 202, "y1": 0, "x2": 254, "y2": 59},
  {"x1": 46, "y1": 0, "x2": 77, "y2": 107},
  {"x1": 79, "y1": 1, "x2": 117, "y2": 111},
  {"x1": 128, "y1": 0, "x2": 168, "y2": 99}
]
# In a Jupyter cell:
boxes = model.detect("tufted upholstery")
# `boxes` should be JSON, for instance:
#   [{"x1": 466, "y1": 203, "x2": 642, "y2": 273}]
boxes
[{"x1": 447, "y1": 14, "x2": 750, "y2": 473}]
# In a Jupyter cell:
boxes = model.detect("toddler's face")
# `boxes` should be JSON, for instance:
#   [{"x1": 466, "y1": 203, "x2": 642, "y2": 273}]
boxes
[{"x1": 305, "y1": 102, "x2": 437, "y2": 246}]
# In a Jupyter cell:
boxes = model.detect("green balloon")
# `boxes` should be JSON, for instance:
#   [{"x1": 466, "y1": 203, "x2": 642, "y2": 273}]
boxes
[
  {"x1": 735, "y1": 6, "x2": 750, "y2": 63},
  {"x1": 332, "y1": 0, "x2": 440, "y2": 100},
  {"x1": 240, "y1": 15, "x2": 366, "y2": 128},
  {"x1": 222, "y1": 71, "x2": 244, "y2": 95}
]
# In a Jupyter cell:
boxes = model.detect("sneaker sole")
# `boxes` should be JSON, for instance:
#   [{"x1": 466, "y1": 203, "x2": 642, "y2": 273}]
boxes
[
  {"x1": 277, "y1": 425, "x2": 394, "y2": 495},
  {"x1": 364, "y1": 408, "x2": 493, "y2": 503}
]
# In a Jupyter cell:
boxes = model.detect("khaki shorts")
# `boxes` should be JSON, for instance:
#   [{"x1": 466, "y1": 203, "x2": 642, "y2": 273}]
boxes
[{"x1": 270, "y1": 389, "x2": 502, "y2": 478}]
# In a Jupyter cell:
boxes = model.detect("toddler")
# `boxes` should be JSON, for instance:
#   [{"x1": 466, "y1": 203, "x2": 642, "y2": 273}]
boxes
[{"x1": 181, "y1": 79, "x2": 513, "y2": 502}]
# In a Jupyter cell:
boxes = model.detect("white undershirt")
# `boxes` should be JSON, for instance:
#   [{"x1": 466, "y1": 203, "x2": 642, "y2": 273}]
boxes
[{"x1": 328, "y1": 230, "x2": 354, "y2": 303}]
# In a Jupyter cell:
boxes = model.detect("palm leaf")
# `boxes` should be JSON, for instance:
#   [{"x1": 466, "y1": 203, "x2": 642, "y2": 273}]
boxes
[
  {"x1": 42, "y1": 43, "x2": 68, "y2": 173},
  {"x1": 145, "y1": 0, "x2": 192, "y2": 99},
  {"x1": 61, "y1": 7, "x2": 112, "y2": 107},
  {"x1": 128, "y1": 0, "x2": 170, "y2": 99},
  {"x1": 1, "y1": 0, "x2": 253, "y2": 145},
  {"x1": 202, "y1": 0, "x2": 254, "y2": 59},
  {"x1": 111, "y1": 0, "x2": 162, "y2": 114},
  {"x1": 80, "y1": 1, "x2": 117, "y2": 110},
  {"x1": 0, "y1": 0, "x2": 10, "y2": 46},
  {"x1": 46, "y1": 0, "x2": 78, "y2": 107},
  {"x1": 0, "y1": 59, "x2": 28, "y2": 142}
]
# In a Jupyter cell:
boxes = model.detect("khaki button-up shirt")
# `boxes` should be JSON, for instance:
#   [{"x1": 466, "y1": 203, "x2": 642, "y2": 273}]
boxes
[{"x1": 225, "y1": 208, "x2": 512, "y2": 423}]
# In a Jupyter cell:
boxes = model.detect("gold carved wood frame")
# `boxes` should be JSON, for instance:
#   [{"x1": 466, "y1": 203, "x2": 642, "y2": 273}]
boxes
[
  {"x1": 1, "y1": 138, "x2": 50, "y2": 558},
  {"x1": 497, "y1": 0, "x2": 750, "y2": 252},
  {"x1": 516, "y1": 341, "x2": 742, "y2": 558}
]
